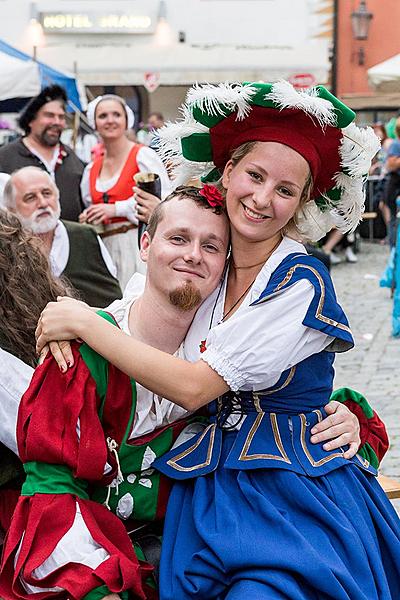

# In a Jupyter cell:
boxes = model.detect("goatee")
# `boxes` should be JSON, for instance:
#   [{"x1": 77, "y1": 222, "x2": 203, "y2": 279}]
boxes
[{"x1": 169, "y1": 281, "x2": 202, "y2": 311}]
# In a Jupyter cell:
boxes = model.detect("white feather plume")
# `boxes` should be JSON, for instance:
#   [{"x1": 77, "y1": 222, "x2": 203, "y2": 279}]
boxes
[
  {"x1": 187, "y1": 82, "x2": 257, "y2": 121},
  {"x1": 295, "y1": 200, "x2": 335, "y2": 242},
  {"x1": 266, "y1": 80, "x2": 336, "y2": 127},
  {"x1": 340, "y1": 123, "x2": 381, "y2": 178},
  {"x1": 330, "y1": 172, "x2": 365, "y2": 233}
]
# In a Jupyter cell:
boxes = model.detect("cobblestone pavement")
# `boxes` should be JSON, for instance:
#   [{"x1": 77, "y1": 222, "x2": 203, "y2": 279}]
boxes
[{"x1": 331, "y1": 240, "x2": 400, "y2": 510}]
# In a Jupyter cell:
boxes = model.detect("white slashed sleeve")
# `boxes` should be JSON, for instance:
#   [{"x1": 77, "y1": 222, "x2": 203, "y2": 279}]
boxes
[
  {"x1": 200, "y1": 280, "x2": 333, "y2": 392},
  {"x1": 0, "y1": 348, "x2": 33, "y2": 455}
]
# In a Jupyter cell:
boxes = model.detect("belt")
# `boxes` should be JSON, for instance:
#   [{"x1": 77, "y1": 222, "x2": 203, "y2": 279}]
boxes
[{"x1": 99, "y1": 223, "x2": 137, "y2": 239}]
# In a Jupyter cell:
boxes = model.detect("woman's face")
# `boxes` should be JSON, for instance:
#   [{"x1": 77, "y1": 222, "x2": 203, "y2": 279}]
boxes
[
  {"x1": 222, "y1": 141, "x2": 310, "y2": 244},
  {"x1": 95, "y1": 99, "x2": 127, "y2": 139}
]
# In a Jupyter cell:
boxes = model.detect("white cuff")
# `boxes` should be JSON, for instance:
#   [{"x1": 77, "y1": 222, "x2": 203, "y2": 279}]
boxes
[
  {"x1": 201, "y1": 346, "x2": 250, "y2": 392},
  {"x1": 115, "y1": 197, "x2": 139, "y2": 225}
]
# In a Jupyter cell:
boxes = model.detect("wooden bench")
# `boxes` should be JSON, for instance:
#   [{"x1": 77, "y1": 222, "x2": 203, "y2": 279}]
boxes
[{"x1": 378, "y1": 474, "x2": 400, "y2": 500}]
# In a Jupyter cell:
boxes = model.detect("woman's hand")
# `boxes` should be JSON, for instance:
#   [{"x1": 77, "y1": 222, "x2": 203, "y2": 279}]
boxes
[
  {"x1": 310, "y1": 400, "x2": 360, "y2": 459},
  {"x1": 84, "y1": 203, "x2": 116, "y2": 225},
  {"x1": 134, "y1": 186, "x2": 161, "y2": 224},
  {"x1": 36, "y1": 297, "x2": 93, "y2": 358}
]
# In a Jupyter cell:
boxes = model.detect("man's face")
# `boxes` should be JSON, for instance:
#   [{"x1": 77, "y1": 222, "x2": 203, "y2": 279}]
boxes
[
  {"x1": 141, "y1": 198, "x2": 229, "y2": 311},
  {"x1": 28, "y1": 100, "x2": 66, "y2": 147},
  {"x1": 12, "y1": 169, "x2": 61, "y2": 234},
  {"x1": 148, "y1": 114, "x2": 164, "y2": 130}
]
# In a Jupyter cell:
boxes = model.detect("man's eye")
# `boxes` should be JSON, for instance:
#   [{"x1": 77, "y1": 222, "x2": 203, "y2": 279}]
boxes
[
  {"x1": 170, "y1": 236, "x2": 186, "y2": 243},
  {"x1": 203, "y1": 244, "x2": 218, "y2": 252}
]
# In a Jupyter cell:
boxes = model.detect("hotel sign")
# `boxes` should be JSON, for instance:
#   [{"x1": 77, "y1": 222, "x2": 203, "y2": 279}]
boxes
[{"x1": 40, "y1": 12, "x2": 155, "y2": 34}]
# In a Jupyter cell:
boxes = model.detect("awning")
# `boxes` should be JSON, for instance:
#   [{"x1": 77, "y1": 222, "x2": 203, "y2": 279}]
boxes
[
  {"x1": 368, "y1": 54, "x2": 400, "y2": 93},
  {"x1": 0, "y1": 39, "x2": 86, "y2": 111},
  {"x1": 37, "y1": 42, "x2": 330, "y2": 87}
]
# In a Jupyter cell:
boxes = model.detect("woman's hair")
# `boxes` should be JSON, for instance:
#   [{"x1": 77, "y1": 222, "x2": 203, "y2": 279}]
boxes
[
  {"x1": 220, "y1": 140, "x2": 314, "y2": 241},
  {"x1": 0, "y1": 210, "x2": 73, "y2": 366}
]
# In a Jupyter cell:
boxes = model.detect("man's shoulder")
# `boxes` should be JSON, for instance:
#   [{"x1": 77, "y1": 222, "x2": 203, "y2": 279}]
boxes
[
  {"x1": 0, "y1": 138, "x2": 25, "y2": 161},
  {"x1": 62, "y1": 219, "x2": 97, "y2": 238},
  {"x1": 61, "y1": 143, "x2": 85, "y2": 168}
]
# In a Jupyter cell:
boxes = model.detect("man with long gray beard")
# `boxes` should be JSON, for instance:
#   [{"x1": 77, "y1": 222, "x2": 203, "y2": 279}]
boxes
[{"x1": 2, "y1": 166, "x2": 122, "y2": 307}]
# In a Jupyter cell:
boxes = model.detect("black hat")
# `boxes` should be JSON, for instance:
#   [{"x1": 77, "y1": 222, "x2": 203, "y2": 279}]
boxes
[{"x1": 18, "y1": 85, "x2": 67, "y2": 134}]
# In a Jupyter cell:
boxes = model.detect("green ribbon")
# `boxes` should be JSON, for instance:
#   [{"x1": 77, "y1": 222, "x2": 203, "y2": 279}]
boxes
[
  {"x1": 21, "y1": 462, "x2": 89, "y2": 499},
  {"x1": 83, "y1": 585, "x2": 129, "y2": 600}
]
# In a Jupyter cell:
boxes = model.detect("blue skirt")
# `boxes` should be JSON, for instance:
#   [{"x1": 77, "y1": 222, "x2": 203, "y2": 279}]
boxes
[{"x1": 159, "y1": 431, "x2": 400, "y2": 599}]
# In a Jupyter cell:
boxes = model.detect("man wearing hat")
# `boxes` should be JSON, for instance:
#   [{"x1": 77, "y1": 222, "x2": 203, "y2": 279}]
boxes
[{"x1": 0, "y1": 85, "x2": 85, "y2": 222}]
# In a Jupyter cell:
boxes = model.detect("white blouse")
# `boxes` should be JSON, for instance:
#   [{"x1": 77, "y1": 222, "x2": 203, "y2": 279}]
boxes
[
  {"x1": 185, "y1": 237, "x2": 335, "y2": 392},
  {"x1": 80, "y1": 145, "x2": 173, "y2": 223}
]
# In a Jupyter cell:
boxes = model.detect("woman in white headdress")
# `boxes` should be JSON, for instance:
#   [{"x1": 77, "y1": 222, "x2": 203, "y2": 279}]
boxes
[{"x1": 80, "y1": 94, "x2": 172, "y2": 289}]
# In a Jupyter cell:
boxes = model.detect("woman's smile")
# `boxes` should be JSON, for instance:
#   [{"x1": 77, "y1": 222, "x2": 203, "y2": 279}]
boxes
[{"x1": 241, "y1": 202, "x2": 270, "y2": 222}]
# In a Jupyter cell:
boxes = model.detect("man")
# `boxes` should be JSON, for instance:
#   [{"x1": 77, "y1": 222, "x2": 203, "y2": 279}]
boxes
[
  {"x1": 2, "y1": 166, "x2": 122, "y2": 307},
  {"x1": 0, "y1": 85, "x2": 85, "y2": 221},
  {"x1": 137, "y1": 111, "x2": 165, "y2": 148},
  {"x1": 0, "y1": 187, "x2": 387, "y2": 599}
]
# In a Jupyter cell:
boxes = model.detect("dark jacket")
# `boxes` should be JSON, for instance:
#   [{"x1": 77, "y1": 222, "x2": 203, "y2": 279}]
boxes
[{"x1": 0, "y1": 138, "x2": 85, "y2": 221}]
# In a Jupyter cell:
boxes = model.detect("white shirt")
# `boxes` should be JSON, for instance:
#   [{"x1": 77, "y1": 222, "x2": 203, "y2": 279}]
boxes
[
  {"x1": 185, "y1": 237, "x2": 335, "y2": 392},
  {"x1": 80, "y1": 145, "x2": 173, "y2": 223},
  {"x1": 0, "y1": 348, "x2": 33, "y2": 454},
  {"x1": 49, "y1": 220, "x2": 117, "y2": 279}
]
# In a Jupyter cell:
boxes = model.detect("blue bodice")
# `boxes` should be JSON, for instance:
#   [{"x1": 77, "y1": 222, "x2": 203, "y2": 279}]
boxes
[{"x1": 154, "y1": 253, "x2": 376, "y2": 481}]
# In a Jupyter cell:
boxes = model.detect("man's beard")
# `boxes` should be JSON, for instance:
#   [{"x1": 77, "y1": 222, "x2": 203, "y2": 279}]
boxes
[
  {"x1": 18, "y1": 205, "x2": 61, "y2": 234},
  {"x1": 169, "y1": 281, "x2": 202, "y2": 312},
  {"x1": 40, "y1": 126, "x2": 62, "y2": 147}
]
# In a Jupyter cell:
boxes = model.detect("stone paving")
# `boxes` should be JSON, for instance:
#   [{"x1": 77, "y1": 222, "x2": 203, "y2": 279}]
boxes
[{"x1": 331, "y1": 240, "x2": 400, "y2": 510}]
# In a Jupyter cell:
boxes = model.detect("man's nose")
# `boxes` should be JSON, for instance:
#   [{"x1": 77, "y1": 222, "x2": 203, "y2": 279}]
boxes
[
  {"x1": 37, "y1": 193, "x2": 49, "y2": 207},
  {"x1": 184, "y1": 242, "x2": 202, "y2": 263}
]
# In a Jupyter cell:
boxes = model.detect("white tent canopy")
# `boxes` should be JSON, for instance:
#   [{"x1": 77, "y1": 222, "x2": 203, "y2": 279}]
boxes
[
  {"x1": 368, "y1": 54, "x2": 400, "y2": 93},
  {"x1": 38, "y1": 42, "x2": 330, "y2": 87},
  {"x1": 0, "y1": 53, "x2": 40, "y2": 101}
]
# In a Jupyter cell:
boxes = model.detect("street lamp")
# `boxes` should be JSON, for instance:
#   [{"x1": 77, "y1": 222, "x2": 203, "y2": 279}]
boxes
[{"x1": 351, "y1": 0, "x2": 373, "y2": 66}]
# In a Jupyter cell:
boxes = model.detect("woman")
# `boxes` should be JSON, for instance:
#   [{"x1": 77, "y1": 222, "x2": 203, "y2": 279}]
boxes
[
  {"x1": 80, "y1": 94, "x2": 172, "y2": 289},
  {"x1": 37, "y1": 82, "x2": 400, "y2": 598}
]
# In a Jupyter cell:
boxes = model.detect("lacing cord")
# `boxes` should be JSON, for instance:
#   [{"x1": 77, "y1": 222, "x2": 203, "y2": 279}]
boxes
[
  {"x1": 104, "y1": 437, "x2": 124, "y2": 510},
  {"x1": 217, "y1": 393, "x2": 246, "y2": 430}
]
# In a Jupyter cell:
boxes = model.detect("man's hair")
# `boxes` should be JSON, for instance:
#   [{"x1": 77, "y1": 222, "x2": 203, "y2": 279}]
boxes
[
  {"x1": 146, "y1": 185, "x2": 224, "y2": 239},
  {"x1": 2, "y1": 167, "x2": 60, "y2": 210},
  {"x1": 149, "y1": 111, "x2": 164, "y2": 121},
  {"x1": 19, "y1": 84, "x2": 67, "y2": 134},
  {"x1": 0, "y1": 210, "x2": 73, "y2": 366}
]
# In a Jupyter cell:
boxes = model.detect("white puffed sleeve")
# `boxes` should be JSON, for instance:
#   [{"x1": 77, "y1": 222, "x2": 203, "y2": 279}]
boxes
[
  {"x1": 201, "y1": 279, "x2": 333, "y2": 392},
  {"x1": 80, "y1": 163, "x2": 92, "y2": 207}
]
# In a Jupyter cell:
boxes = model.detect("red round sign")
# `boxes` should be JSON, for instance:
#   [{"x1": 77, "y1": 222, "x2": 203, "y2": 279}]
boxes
[{"x1": 288, "y1": 73, "x2": 316, "y2": 89}]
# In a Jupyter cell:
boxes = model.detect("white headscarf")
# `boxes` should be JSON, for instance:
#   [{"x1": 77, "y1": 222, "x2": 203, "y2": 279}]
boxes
[{"x1": 86, "y1": 95, "x2": 135, "y2": 130}]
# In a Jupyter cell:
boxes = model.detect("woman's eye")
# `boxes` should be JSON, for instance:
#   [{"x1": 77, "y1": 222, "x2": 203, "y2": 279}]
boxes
[
  {"x1": 248, "y1": 171, "x2": 262, "y2": 181},
  {"x1": 278, "y1": 187, "x2": 294, "y2": 197}
]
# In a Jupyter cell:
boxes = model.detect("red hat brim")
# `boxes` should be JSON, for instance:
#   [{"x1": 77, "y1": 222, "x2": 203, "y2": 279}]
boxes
[{"x1": 210, "y1": 106, "x2": 342, "y2": 199}]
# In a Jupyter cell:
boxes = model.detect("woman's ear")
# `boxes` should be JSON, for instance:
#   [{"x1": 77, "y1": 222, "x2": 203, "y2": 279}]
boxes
[{"x1": 221, "y1": 160, "x2": 233, "y2": 189}]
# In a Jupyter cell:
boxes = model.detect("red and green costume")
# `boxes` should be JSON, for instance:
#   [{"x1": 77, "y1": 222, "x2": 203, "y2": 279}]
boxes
[{"x1": 0, "y1": 312, "x2": 191, "y2": 599}]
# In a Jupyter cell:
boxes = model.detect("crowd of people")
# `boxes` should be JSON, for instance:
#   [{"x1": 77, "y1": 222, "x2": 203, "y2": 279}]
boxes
[{"x1": 0, "y1": 80, "x2": 399, "y2": 600}]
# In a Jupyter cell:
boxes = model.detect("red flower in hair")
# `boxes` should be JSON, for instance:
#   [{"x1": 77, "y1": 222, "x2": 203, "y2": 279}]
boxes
[{"x1": 199, "y1": 185, "x2": 224, "y2": 208}]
